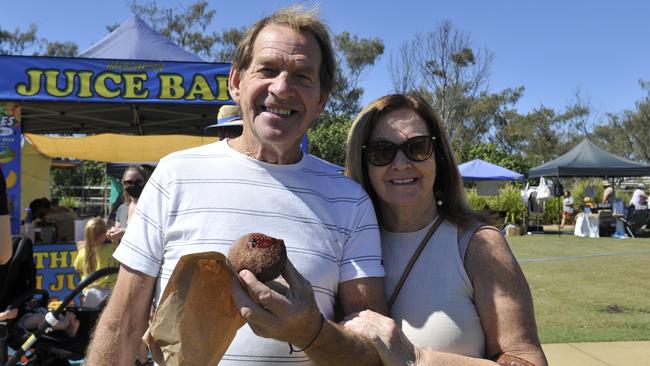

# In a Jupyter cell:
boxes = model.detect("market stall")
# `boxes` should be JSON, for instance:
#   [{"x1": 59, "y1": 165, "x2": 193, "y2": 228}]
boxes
[
  {"x1": 529, "y1": 139, "x2": 650, "y2": 237},
  {"x1": 0, "y1": 16, "x2": 231, "y2": 301}
]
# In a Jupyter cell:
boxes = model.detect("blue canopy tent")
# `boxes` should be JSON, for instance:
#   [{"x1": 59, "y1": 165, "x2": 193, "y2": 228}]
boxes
[
  {"x1": 79, "y1": 16, "x2": 206, "y2": 62},
  {"x1": 458, "y1": 159, "x2": 524, "y2": 182}
]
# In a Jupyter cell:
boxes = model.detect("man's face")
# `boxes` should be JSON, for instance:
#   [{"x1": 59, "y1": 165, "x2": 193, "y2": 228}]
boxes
[{"x1": 229, "y1": 24, "x2": 327, "y2": 151}]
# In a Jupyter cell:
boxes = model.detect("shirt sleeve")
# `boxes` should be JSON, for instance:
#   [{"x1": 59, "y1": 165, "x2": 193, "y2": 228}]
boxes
[
  {"x1": 339, "y1": 191, "x2": 385, "y2": 283},
  {"x1": 113, "y1": 163, "x2": 170, "y2": 278}
]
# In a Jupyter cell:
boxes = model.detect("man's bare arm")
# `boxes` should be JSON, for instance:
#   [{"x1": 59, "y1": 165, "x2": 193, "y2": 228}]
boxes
[
  {"x1": 232, "y1": 259, "x2": 387, "y2": 366},
  {"x1": 306, "y1": 276, "x2": 387, "y2": 366},
  {"x1": 86, "y1": 265, "x2": 155, "y2": 365}
]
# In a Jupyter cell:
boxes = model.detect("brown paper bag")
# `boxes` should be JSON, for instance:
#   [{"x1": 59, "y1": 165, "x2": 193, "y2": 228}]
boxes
[{"x1": 143, "y1": 252, "x2": 245, "y2": 365}]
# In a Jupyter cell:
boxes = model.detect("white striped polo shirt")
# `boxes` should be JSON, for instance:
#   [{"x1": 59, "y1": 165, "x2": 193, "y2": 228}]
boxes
[{"x1": 114, "y1": 139, "x2": 385, "y2": 365}]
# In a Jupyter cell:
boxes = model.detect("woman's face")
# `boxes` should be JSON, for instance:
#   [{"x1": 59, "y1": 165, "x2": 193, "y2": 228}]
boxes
[
  {"x1": 123, "y1": 169, "x2": 145, "y2": 199},
  {"x1": 367, "y1": 108, "x2": 437, "y2": 213},
  {"x1": 123, "y1": 169, "x2": 144, "y2": 187}
]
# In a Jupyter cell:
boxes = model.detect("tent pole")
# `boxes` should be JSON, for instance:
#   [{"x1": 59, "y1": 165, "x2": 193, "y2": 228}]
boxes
[
  {"x1": 557, "y1": 174, "x2": 561, "y2": 238},
  {"x1": 82, "y1": 163, "x2": 85, "y2": 215}
]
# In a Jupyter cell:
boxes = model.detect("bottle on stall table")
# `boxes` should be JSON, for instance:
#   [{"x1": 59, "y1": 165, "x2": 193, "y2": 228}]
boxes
[{"x1": 20, "y1": 208, "x2": 35, "y2": 243}]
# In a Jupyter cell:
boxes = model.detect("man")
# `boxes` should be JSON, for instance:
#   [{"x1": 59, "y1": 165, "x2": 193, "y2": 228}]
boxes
[
  {"x1": 86, "y1": 6, "x2": 386, "y2": 365},
  {"x1": 629, "y1": 183, "x2": 647, "y2": 209},
  {"x1": 204, "y1": 104, "x2": 244, "y2": 140},
  {"x1": 45, "y1": 198, "x2": 78, "y2": 242},
  {"x1": 28, "y1": 197, "x2": 77, "y2": 243}
]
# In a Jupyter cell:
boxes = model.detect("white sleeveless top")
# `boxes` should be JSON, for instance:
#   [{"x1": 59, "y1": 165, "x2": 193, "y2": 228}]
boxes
[{"x1": 381, "y1": 219, "x2": 486, "y2": 357}]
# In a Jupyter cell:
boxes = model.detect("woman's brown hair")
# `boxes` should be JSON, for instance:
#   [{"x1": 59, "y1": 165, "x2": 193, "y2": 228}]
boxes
[{"x1": 345, "y1": 93, "x2": 486, "y2": 228}]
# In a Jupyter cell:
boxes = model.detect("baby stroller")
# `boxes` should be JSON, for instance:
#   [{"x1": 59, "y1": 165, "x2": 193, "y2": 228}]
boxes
[{"x1": 1, "y1": 236, "x2": 118, "y2": 366}]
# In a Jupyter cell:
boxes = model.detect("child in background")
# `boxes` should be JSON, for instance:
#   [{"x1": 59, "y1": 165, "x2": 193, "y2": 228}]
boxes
[{"x1": 74, "y1": 218, "x2": 118, "y2": 307}]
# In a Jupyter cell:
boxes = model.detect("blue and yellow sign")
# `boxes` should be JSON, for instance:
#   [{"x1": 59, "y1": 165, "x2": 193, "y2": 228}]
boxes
[
  {"x1": 0, "y1": 55, "x2": 231, "y2": 104},
  {"x1": 33, "y1": 244, "x2": 82, "y2": 304},
  {"x1": 0, "y1": 102, "x2": 21, "y2": 234}
]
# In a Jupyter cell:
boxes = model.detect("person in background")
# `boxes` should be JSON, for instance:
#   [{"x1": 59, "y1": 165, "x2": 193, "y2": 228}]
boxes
[
  {"x1": 45, "y1": 197, "x2": 78, "y2": 242},
  {"x1": 28, "y1": 197, "x2": 58, "y2": 243},
  {"x1": 0, "y1": 305, "x2": 81, "y2": 340},
  {"x1": 601, "y1": 180, "x2": 614, "y2": 205},
  {"x1": 0, "y1": 166, "x2": 11, "y2": 264},
  {"x1": 27, "y1": 197, "x2": 78, "y2": 243},
  {"x1": 560, "y1": 190, "x2": 574, "y2": 229},
  {"x1": 204, "y1": 104, "x2": 244, "y2": 140},
  {"x1": 106, "y1": 165, "x2": 149, "y2": 243},
  {"x1": 342, "y1": 94, "x2": 546, "y2": 365},
  {"x1": 74, "y1": 217, "x2": 118, "y2": 307},
  {"x1": 639, "y1": 192, "x2": 648, "y2": 209},
  {"x1": 86, "y1": 5, "x2": 386, "y2": 365},
  {"x1": 629, "y1": 183, "x2": 647, "y2": 210}
]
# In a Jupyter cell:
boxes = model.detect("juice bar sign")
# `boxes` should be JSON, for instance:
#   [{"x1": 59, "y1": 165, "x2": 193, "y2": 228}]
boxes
[
  {"x1": 33, "y1": 244, "x2": 81, "y2": 303},
  {"x1": 0, "y1": 56, "x2": 232, "y2": 104}
]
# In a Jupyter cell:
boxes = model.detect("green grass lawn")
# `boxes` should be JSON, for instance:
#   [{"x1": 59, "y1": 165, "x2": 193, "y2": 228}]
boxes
[{"x1": 507, "y1": 235, "x2": 650, "y2": 344}]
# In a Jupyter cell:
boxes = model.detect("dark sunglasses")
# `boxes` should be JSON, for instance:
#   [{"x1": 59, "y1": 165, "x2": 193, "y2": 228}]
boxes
[
  {"x1": 123, "y1": 179, "x2": 143, "y2": 185},
  {"x1": 363, "y1": 135, "x2": 435, "y2": 166}
]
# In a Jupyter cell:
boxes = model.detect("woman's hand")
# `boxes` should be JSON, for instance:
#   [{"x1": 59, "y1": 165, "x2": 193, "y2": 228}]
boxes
[
  {"x1": 341, "y1": 310, "x2": 418, "y2": 366},
  {"x1": 106, "y1": 224, "x2": 126, "y2": 243},
  {"x1": 0, "y1": 308, "x2": 18, "y2": 321}
]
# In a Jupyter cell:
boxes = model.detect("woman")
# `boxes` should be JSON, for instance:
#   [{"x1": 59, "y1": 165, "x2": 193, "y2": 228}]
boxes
[
  {"x1": 74, "y1": 217, "x2": 118, "y2": 307},
  {"x1": 560, "y1": 190, "x2": 574, "y2": 229},
  {"x1": 342, "y1": 94, "x2": 547, "y2": 366},
  {"x1": 106, "y1": 165, "x2": 149, "y2": 243}
]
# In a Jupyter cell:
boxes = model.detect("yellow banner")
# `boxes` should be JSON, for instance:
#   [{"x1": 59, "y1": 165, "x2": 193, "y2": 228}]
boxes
[{"x1": 25, "y1": 133, "x2": 217, "y2": 162}]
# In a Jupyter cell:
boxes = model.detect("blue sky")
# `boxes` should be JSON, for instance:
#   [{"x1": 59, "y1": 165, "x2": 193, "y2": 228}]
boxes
[{"x1": 2, "y1": 0, "x2": 649, "y2": 120}]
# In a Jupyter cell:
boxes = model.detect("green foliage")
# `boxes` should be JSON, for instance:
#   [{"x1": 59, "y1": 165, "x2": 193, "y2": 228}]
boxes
[
  {"x1": 50, "y1": 161, "x2": 106, "y2": 199},
  {"x1": 497, "y1": 99, "x2": 592, "y2": 165},
  {"x1": 327, "y1": 32, "x2": 385, "y2": 118},
  {"x1": 43, "y1": 41, "x2": 78, "y2": 57},
  {"x1": 540, "y1": 196, "x2": 561, "y2": 225},
  {"x1": 391, "y1": 20, "x2": 494, "y2": 142},
  {"x1": 307, "y1": 114, "x2": 352, "y2": 166},
  {"x1": 130, "y1": 0, "x2": 223, "y2": 61},
  {"x1": 0, "y1": 24, "x2": 38, "y2": 55},
  {"x1": 44, "y1": 41, "x2": 79, "y2": 57},
  {"x1": 335, "y1": 32, "x2": 385, "y2": 73},
  {"x1": 213, "y1": 27, "x2": 246, "y2": 63},
  {"x1": 498, "y1": 184, "x2": 526, "y2": 224},
  {"x1": 566, "y1": 179, "x2": 603, "y2": 209},
  {"x1": 58, "y1": 196, "x2": 80, "y2": 209},
  {"x1": 592, "y1": 116, "x2": 635, "y2": 160},
  {"x1": 465, "y1": 183, "x2": 525, "y2": 225},
  {"x1": 0, "y1": 24, "x2": 78, "y2": 56},
  {"x1": 465, "y1": 189, "x2": 488, "y2": 211},
  {"x1": 590, "y1": 83, "x2": 650, "y2": 163},
  {"x1": 499, "y1": 107, "x2": 562, "y2": 164},
  {"x1": 460, "y1": 87, "x2": 523, "y2": 144}
]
